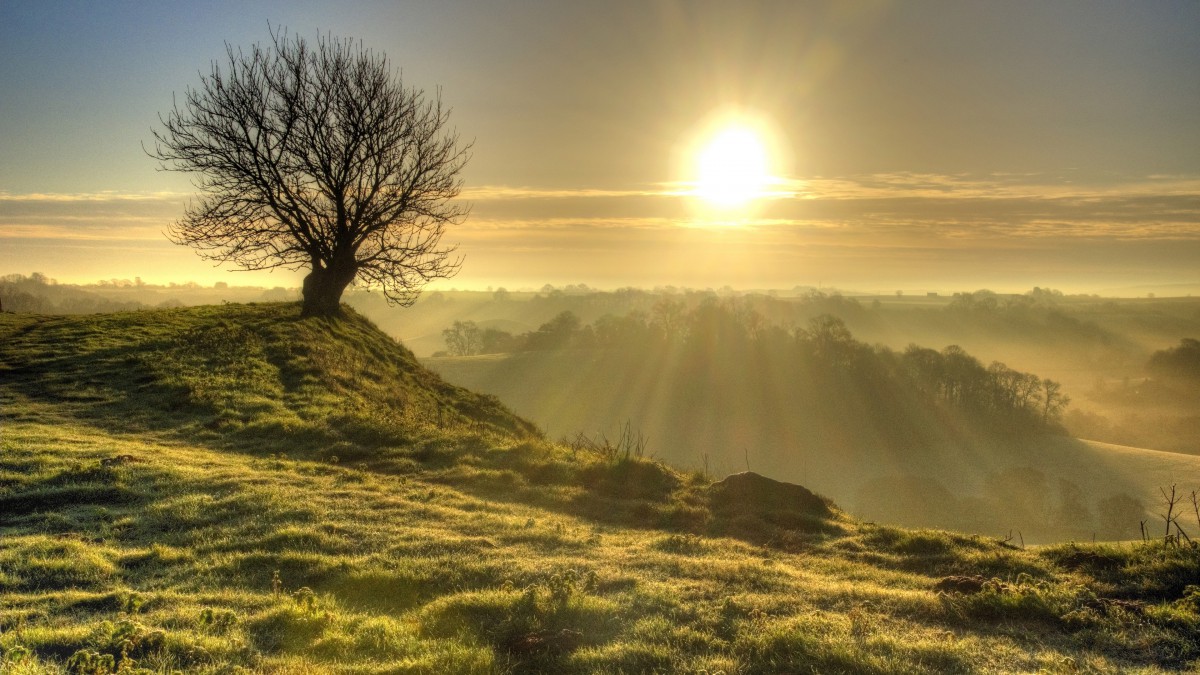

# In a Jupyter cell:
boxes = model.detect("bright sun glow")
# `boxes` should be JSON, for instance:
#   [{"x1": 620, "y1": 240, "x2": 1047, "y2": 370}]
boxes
[{"x1": 694, "y1": 125, "x2": 772, "y2": 208}]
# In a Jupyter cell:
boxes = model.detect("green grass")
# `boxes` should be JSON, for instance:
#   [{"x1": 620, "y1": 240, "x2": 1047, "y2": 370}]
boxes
[{"x1": 1, "y1": 303, "x2": 1199, "y2": 673}]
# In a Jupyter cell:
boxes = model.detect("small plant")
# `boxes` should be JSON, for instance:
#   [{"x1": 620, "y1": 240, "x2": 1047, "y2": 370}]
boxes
[
  {"x1": 1192, "y1": 490, "x2": 1200, "y2": 533},
  {"x1": 199, "y1": 607, "x2": 238, "y2": 633},
  {"x1": 271, "y1": 569, "x2": 282, "y2": 597},
  {"x1": 653, "y1": 533, "x2": 706, "y2": 555},
  {"x1": 1173, "y1": 585, "x2": 1200, "y2": 614},
  {"x1": 1159, "y1": 484, "x2": 1191, "y2": 545},
  {"x1": 2, "y1": 645, "x2": 32, "y2": 665},
  {"x1": 847, "y1": 605, "x2": 874, "y2": 641},
  {"x1": 66, "y1": 648, "x2": 115, "y2": 675},
  {"x1": 121, "y1": 592, "x2": 145, "y2": 614},
  {"x1": 568, "y1": 421, "x2": 648, "y2": 463},
  {"x1": 292, "y1": 586, "x2": 319, "y2": 614}
]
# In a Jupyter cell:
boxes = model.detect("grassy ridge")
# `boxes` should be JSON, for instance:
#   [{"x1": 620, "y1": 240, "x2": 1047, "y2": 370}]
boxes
[
  {"x1": 0, "y1": 304, "x2": 537, "y2": 457},
  {"x1": 1, "y1": 304, "x2": 1199, "y2": 673}
]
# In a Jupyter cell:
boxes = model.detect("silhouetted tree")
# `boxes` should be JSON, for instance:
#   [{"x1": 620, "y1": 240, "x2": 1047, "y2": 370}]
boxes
[
  {"x1": 804, "y1": 314, "x2": 856, "y2": 366},
  {"x1": 650, "y1": 298, "x2": 686, "y2": 342},
  {"x1": 443, "y1": 320, "x2": 482, "y2": 356},
  {"x1": 479, "y1": 327, "x2": 516, "y2": 354},
  {"x1": 1040, "y1": 378, "x2": 1070, "y2": 424},
  {"x1": 523, "y1": 311, "x2": 581, "y2": 350},
  {"x1": 150, "y1": 29, "x2": 469, "y2": 317}
]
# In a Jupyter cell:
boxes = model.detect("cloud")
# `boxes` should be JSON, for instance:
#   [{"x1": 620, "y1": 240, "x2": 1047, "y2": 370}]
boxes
[
  {"x1": 3, "y1": 174, "x2": 1197, "y2": 291},
  {"x1": 460, "y1": 172, "x2": 1200, "y2": 242},
  {"x1": 0, "y1": 191, "x2": 184, "y2": 241},
  {"x1": 0, "y1": 190, "x2": 190, "y2": 202}
]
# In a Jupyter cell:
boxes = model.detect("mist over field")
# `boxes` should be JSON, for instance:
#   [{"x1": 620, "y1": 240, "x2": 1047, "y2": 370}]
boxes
[
  {"x1": 6, "y1": 273, "x2": 1200, "y2": 545},
  {"x1": 392, "y1": 285, "x2": 1200, "y2": 544}
]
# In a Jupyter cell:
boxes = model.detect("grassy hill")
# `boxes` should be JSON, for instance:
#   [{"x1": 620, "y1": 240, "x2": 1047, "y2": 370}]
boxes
[{"x1": 2, "y1": 304, "x2": 1199, "y2": 673}]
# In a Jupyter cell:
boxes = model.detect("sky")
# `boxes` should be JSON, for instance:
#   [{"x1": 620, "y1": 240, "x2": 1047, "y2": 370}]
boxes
[{"x1": 1, "y1": 0, "x2": 1198, "y2": 294}]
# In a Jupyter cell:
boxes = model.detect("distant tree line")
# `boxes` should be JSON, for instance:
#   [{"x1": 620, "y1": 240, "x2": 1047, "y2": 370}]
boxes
[
  {"x1": 0, "y1": 273, "x2": 148, "y2": 314},
  {"x1": 440, "y1": 298, "x2": 1071, "y2": 430},
  {"x1": 428, "y1": 285, "x2": 1126, "y2": 364},
  {"x1": 1067, "y1": 336, "x2": 1200, "y2": 454},
  {"x1": 440, "y1": 320, "x2": 521, "y2": 356},
  {"x1": 0, "y1": 273, "x2": 296, "y2": 314},
  {"x1": 1148, "y1": 338, "x2": 1200, "y2": 383}
]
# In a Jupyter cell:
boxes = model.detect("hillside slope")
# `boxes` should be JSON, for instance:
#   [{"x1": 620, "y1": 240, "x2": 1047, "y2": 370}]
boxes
[
  {"x1": 0, "y1": 303, "x2": 538, "y2": 461},
  {"x1": 425, "y1": 348, "x2": 1200, "y2": 543},
  {"x1": 1, "y1": 305, "x2": 1199, "y2": 673}
]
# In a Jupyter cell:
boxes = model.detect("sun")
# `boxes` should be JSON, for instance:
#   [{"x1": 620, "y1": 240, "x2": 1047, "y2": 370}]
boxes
[{"x1": 693, "y1": 124, "x2": 772, "y2": 208}]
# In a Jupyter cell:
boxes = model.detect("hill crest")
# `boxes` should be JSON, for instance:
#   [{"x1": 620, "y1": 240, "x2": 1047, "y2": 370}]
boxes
[{"x1": 0, "y1": 303, "x2": 538, "y2": 460}]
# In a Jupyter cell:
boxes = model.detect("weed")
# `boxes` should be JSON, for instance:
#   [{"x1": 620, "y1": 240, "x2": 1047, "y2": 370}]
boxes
[
  {"x1": 119, "y1": 593, "x2": 144, "y2": 615},
  {"x1": 567, "y1": 421, "x2": 649, "y2": 463},
  {"x1": 65, "y1": 648, "x2": 115, "y2": 675},
  {"x1": 292, "y1": 587, "x2": 319, "y2": 615},
  {"x1": 198, "y1": 607, "x2": 238, "y2": 634},
  {"x1": 651, "y1": 533, "x2": 708, "y2": 555}
]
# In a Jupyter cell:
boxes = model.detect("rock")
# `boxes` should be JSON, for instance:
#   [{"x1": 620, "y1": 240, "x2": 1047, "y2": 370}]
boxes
[
  {"x1": 933, "y1": 575, "x2": 991, "y2": 595},
  {"x1": 505, "y1": 628, "x2": 583, "y2": 655},
  {"x1": 100, "y1": 454, "x2": 144, "y2": 467},
  {"x1": 707, "y1": 471, "x2": 833, "y2": 519}
]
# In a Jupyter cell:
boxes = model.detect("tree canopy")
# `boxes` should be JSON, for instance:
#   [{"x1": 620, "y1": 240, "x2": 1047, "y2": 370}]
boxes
[{"x1": 150, "y1": 29, "x2": 469, "y2": 316}]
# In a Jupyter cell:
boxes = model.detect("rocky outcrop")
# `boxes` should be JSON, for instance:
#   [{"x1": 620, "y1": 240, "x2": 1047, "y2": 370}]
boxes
[{"x1": 707, "y1": 471, "x2": 833, "y2": 520}]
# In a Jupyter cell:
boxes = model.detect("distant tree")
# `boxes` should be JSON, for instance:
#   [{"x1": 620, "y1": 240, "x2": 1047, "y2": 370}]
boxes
[
  {"x1": 987, "y1": 362, "x2": 1040, "y2": 417},
  {"x1": 1026, "y1": 286, "x2": 1063, "y2": 305},
  {"x1": 902, "y1": 345, "x2": 946, "y2": 399},
  {"x1": 479, "y1": 327, "x2": 516, "y2": 354},
  {"x1": 592, "y1": 311, "x2": 652, "y2": 348},
  {"x1": 804, "y1": 314, "x2": 855, "y2": 365},
  {"x1": 684, "y1": 299, "x2": 750, "y2": 353},
  {"x1": 1040, "y1": 378, "x2": 1070, "y2": 424},
  {"x1": 650, "y1": 298, "x2": 686, "y2": 341},
  {"x1": 950, "y1": 290, "x2": 999, "y2": 313},
  {"x1": 1147, "y1": 338, "x2": 1200, "y2": 382},
  {"x1": 150, "y1": 29, "x2": 469, "y2": 317},
  {"x1": 939, "y1": 346, "x2": 988, "y2": 406},
  {"x1": 524, "y1": 311, "x2": 581, "y2": 350},
  {"x1": 442, "y1": 320, "x2": 482, "y2": 356}
]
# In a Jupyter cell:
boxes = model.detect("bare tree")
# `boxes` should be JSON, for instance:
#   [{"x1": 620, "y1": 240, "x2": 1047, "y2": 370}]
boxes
[
  {"x1": 1040, "y1": 378, "x2": 1070, "y2": 424},
  {"x1": 150, "y1": 29, "x2": 469, "y2": 316},
  {"x1": 442, "y1": 320, "x2": 482, "y2": 356}
]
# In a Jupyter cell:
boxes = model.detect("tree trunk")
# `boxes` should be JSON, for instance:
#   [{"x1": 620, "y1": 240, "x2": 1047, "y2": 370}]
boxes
[{"x1": 301, "y1": 253, "x2": 358, "y2": 317}]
